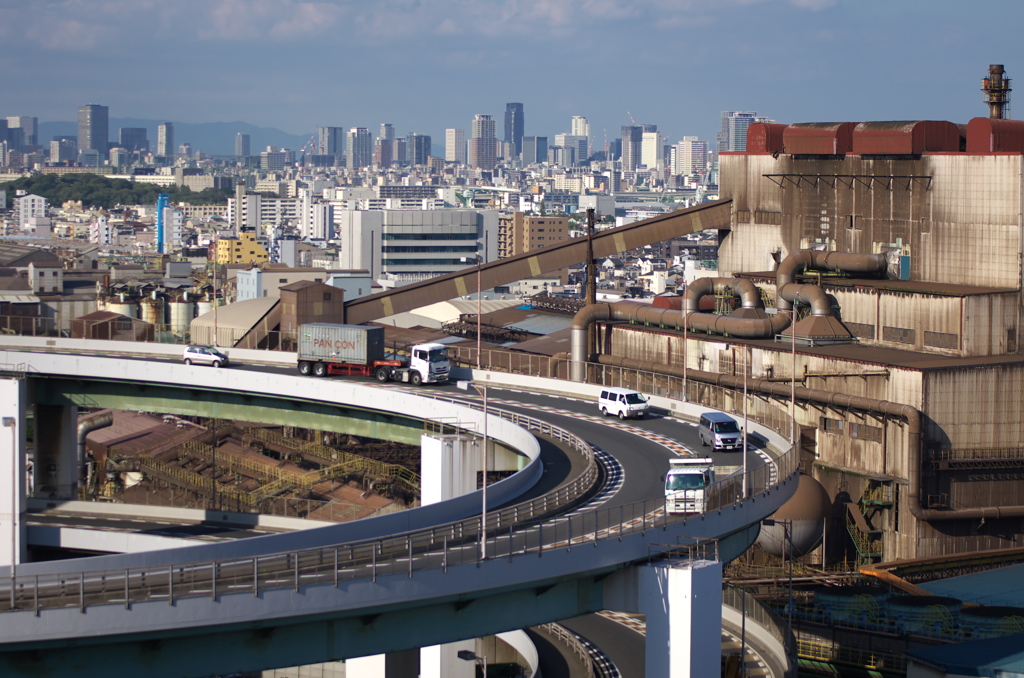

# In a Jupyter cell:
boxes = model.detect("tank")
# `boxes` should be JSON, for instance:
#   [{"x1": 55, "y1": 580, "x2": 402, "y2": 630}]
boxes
[
  {"x1": 757, "y1": 474, "x2": 830, "y2": 557},
  {"x1": 196, "y1": 301, "x2": 212, "y2": 317},
  {"x1": 886, "y1": 596, "x2": 961, "y2": 636},
  {"x1": 813, "y1": 586, "x2": 890, "y2": 625},
  {"x1": 960, "y1": 606, "x2": 1024, "y2": 639},
  {"x1": 168, "y1": 301, "x2": 195, "y2": 338},
  {"x1": 140, "y1": 299, "x2": 162, "y2": 327},
  {"x1": 104, "y1": 301, "x2": 138, "y2": 319}
]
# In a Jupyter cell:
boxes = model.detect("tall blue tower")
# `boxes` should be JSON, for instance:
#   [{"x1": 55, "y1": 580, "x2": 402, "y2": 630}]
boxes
[{"x1": 156, "y1": 194, "x2": 169, "y2": 254}]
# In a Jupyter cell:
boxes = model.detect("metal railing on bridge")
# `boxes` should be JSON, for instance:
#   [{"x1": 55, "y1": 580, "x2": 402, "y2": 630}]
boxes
[{"x1": 1, "y1": 399, "x2": 797, "y2": 616}]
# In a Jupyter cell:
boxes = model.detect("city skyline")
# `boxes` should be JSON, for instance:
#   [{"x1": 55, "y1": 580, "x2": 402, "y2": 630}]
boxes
[{"x1": 2, "y1": 1, "x2": 1019, "y2": 151}]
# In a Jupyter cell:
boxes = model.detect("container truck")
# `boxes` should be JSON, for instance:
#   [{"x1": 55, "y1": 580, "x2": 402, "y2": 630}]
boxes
[
  {"x1": 296, "y1": 323, "x2": 450, "y2": 385},
  {"x1": 664, "y1": 457, "x2": 715, "y2": 514}
]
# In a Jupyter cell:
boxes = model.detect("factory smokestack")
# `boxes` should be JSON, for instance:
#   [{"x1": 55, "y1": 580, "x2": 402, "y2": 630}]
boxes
[{"x1": 982, "y1": 64, "x2": 1012, "y2": 119}]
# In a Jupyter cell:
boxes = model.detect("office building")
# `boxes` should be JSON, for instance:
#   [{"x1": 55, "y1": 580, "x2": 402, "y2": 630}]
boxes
[
  {"x1": 77, "y1": 104, "x2": 109, "y2": 155},
  {"x1": 504, "y1": 103, "x2": 525, "y2": 157},
  {"x1": 555, "y1": 134, "x2": 588, "y2": 165},
  {"x1": 379, "y1": 124, "x2": 395, "y2": 143},
  {"x1": 345, "y1": 128, "x2": 373, "y2": 170},
  {"x1": 470, "y1": 114, "x2": 497, "y2": 171},
  {"x1": 157, "y1": 122, "x2": 174, "y2": 157},
  {"x1": 620, "y1": 125, "x2": 643, "y2": 172},
  {"x1": 641, "y1": 131, "x2": 666, "y2": 169},
  {"x1": 571, "y1": 116, "x2": 590, "y2": 139},
  {"x1": 7, "y1": 117, "x2": 37, "y2": 147},
  {"x1": 337, "y1": 209, "x2": 497, "y2": 284},
  {"x1": 521, "y1": 137, "x2": 548, "y2": 166},
  {"x1": 316, "y1": 127, "x2": 343, "y2": 157},
  {"x1": 235, "y1": 133, "x2": 251, "y2": 158},
  {"x1": 49, "y1": 138, "x2": 77, "y2": 164},
  {"x1": 377, "y1": 125, "x2": 395, "y2": 167},
  {"x1": 119, "y1": 128, "x2": 149, "y2": 153},
  {"x1": 445, "y1": 129, "x2": 466, "y2": 164},
  {"x1": 407, "y1": 133, "x2": 431, "y2": 166},
  {"x1": 718, "y1": 111, "x2": 774, "y2": 152},
  {"x1": 675, "y1": 136, "x2": 709, "y2": 175}
]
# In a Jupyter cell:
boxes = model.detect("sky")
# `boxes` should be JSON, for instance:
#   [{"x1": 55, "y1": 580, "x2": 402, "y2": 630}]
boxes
[{"x1": 2, "y1": 0, "x2": 1023, "y2": 150}]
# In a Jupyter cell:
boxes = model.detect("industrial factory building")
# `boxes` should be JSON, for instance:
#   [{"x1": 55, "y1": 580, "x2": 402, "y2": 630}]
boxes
[{"x1": 585, "y1": 66, "x2": 1024, "y2": 564}]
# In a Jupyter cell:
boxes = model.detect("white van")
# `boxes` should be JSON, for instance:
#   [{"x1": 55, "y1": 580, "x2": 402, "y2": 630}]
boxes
[
  {"x1": 698, "y1": 412, "x2": 742, "y2": 451},
  {"x1": 598, "y1": 387, "x2": 650, "y2": 419}
]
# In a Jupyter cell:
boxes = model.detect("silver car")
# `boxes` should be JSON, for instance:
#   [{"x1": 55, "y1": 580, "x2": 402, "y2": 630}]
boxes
[{"x1": 182, "y1": 345, "x2": 229, "y2": 367}]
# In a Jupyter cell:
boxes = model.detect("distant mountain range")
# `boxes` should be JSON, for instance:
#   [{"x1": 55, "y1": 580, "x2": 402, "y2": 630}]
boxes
[{"x1": 38, "y1": 118, "x2": 312, "y2": 157}]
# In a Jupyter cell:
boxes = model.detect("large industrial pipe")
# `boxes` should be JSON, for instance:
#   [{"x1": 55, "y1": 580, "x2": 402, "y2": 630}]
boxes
[
  {"x1": 596, "y1": 353, "x2": 1024, "y2": 522},
  {"x1": 776, "y1": 250, "x2": 889, "y2": 311},
  {"x1": 78, "y1": 414, "x2": 113, "y2": 497}
]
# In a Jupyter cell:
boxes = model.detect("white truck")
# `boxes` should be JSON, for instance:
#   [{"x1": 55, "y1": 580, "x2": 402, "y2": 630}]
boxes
[
  {"x1": 296, "y1": 323, "x2": 450, "y2": 385},
  {"x1": 665, "y1": 457, "x2": 715, "y2": 514}
]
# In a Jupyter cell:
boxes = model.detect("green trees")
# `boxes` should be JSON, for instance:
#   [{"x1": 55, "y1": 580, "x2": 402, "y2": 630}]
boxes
[{"x1": 0, "y1": 174, "x2": 231, "y2": 209}]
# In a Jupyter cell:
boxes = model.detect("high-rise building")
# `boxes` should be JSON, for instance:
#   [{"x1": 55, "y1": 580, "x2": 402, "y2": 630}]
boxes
[
  {"x1": 119, "y1": 128, "x2": 149, "y2": 153},
  {"x1": 571, "y1": 116, "x2": 590, "y2": 139},
  {"x1": 392, "y1": 138, "x2": 407, "y2": 166},
  {"x1": 641, "y1": 131, "x2": 665, "y2": 169},
  {"x1": 316, "y1": 127, "x2": 343, "y2": 157},
  {"x1": 377, "y1": 125, "x2": 395, "y2": 167},
  {"x1": 235, "y1": 133, "x2": 251, "y2": 158},
  {"x1": 7, "y1": 117, "x2": 38, "y2": 147},
  {"x1": 620, "y1": 125, "x2": 643, "y2": 172},
  {"x1": 555, "y1": 134, "x2": 588, "y2": 166},
  {"x1": 445, "y1": 129, "x2": 466, "y2": 164},
  {"x1": 504, "y1": 103, "x2": 524, "y2": 157},
  {"x1": 717, "y1": 111, "x2": 772, "y2": 152},
  {"x1": 77, "y1": 104, "x2": 109, "y2": 154},
  {"x1": 407, "y1": 133, "x2": 431, "y2": 166},
  {"x1": 675, "y1": 136, "x2": 709, "y2": 175},
  {"x1": 470, "y1": 114, "x2": 497, "y2": 170},
  {"x1": 345, "y1": 128, "x2": 373, "y2": 169},
  {"x1": 49, "y1": 138, "x2": 77, "y2": 164},
  {"x1": 521, "y1": 137, "x2": 548, "y2": 165},
  {"x1": 157, "y1": 122, "x2": 174, "y2": 157}
]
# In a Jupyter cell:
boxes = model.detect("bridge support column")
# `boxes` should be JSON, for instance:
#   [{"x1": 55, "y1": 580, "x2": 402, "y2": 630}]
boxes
[
  {"x1": 0, "y1": 379, "x2": 27, "y2": 568},
  {"x1": 640, "y1": 559, "x2": 723, "y2": 678},
  {"x1": 420, "y1": 433, "x2": 478, "y2": 678},
  {"x1": 33, "y1": 404, "x2": 79, "y2": 499}
]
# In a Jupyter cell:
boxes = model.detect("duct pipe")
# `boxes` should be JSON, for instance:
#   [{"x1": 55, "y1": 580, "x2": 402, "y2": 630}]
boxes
[
  {"x1": 571, "y1": 293, "x2": 793, "y2": 380},
  {"x1": 78, "y1": 414, "x2": 113, "y2": 497},
  {"x1": 682, "y1": 277, "x2": 762, "y2": 313},
  {"x1": 777, "y1": 283, "x2": 832, "y2": 316},
  {"x1": 596, "y1": 353, "x2": 1024, "y2": 522},
  {"x1": 777, "y1": 250, "x2": 888, "y2": 311}
]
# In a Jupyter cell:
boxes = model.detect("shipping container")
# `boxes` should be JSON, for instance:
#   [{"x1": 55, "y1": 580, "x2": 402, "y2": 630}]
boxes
[{"x1": 297, "y1": 323, "x2": 385, "y2": 365}]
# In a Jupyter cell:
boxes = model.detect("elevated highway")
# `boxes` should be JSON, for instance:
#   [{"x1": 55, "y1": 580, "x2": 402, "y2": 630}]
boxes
[{"x1": 0, "y1": 340, "x2": 795, "y2": 677}]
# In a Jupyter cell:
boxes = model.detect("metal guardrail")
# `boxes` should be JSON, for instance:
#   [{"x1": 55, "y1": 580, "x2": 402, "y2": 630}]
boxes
[
  {"x1": 1, "y1": 395, "x2": 798, "y2": 616},
  {"x1": 541, "y1": 623, "x2": 618, "y2": 678}
]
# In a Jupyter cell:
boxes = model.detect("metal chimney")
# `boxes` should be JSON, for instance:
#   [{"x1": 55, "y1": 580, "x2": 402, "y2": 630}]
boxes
[{"x1": 982, "y1": 64, "x2": 1012, "y2": 119}]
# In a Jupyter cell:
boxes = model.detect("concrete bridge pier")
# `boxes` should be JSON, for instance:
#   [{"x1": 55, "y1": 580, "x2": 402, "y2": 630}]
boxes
[
  {"x1": 641, "y1": 559, "x2": 723, "y2": 678},
  {"x1": 33, "y1": 403, "x2": 79, "y2": 499},
  {"x1": 0, "y1": 379, "x2": 27, "y2": 569}
]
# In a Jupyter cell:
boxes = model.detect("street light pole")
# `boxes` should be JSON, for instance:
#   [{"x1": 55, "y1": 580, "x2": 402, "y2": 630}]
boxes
[
  {"x1": 742, "y1": 346, "x2": 749, "y2": 499},
  {"x1": 476, "y1": 256, "x2": 482, "y2": 370}
]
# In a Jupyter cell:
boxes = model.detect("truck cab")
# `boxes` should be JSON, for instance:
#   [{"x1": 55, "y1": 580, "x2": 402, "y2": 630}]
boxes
[
  {"x1": 665, "y1": 457, "x2": 715, "y2": 514},
  {"x1": 408, "y1": 343, "x2": 450, "y2": 384}
]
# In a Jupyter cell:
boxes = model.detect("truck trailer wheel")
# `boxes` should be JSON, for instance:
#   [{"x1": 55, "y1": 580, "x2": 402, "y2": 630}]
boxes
[
  {"x1": 313, "y1": 362, "x2": 327, "y2": 377},
  {"x1": 374, "y1": 366, "x2": 391, "y2": 382},
  {"x1": 298, "y1": 361, "x2": 312, "y2": 376},
  {"x1": 410, "y1": 371, "x2": 423, "y2": 386}
]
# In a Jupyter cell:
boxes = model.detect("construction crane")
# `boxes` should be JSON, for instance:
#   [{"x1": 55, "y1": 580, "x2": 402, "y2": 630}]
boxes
[{"x1": 627, "y1": 111, "x2": 637, "y2": 126}]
